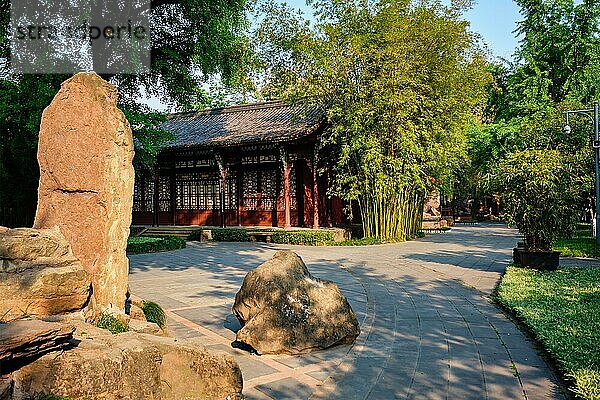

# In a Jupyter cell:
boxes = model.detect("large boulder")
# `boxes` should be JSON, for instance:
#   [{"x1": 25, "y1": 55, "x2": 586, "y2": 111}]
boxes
[
  {"x1": 232, "y1": 251, "x2": 360, "y2": 355},
  {"x1": 0, "y1": 227, "x2": 91, "y2": 323},
  {"x1": 0, "y1": 320, "x2": 75, "y2": 374},
  {"x1": 7, "y1": 321, "x2": 243, "y2": 400},
  {"x1": 33, "y1": 72, "x2": 135, "y2": 310}
]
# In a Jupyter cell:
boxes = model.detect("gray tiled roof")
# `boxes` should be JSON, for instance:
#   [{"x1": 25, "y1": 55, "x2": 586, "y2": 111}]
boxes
[{"x1": 162, "y1": 100, "x2": 325, "y2": 149}]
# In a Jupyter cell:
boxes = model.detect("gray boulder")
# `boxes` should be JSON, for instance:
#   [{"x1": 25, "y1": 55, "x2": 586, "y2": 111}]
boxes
[{"x1": 233, "y1": 251, "x2": 360, "y2": 355}]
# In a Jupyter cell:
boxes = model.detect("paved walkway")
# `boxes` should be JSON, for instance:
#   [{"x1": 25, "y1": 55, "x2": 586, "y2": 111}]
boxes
[{"x1": 129, "y1": 224, "x2": 568, "y2": 400}]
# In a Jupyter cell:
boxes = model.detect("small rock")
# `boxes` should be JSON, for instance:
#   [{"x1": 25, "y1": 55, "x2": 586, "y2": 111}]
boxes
[
  {"x1": 128, "y1": 304, "x2": 147, "y2": 321},
  {"x1": 233, "y1": 251, "x2": 360, "y2": 355}
]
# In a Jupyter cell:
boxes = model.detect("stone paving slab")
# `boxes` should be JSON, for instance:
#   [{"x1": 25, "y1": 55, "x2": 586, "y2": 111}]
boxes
[{"x1": 129, "y1": 224, "x2": 569, "y2": 399}]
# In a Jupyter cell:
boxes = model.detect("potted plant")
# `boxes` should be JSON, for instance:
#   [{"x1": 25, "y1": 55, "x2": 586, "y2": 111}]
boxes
[{"x1": 495, "y1": 149, "x2": 580, "y2": 271}]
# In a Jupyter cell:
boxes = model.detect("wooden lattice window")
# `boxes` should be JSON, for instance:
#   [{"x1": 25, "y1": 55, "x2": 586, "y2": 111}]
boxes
[
  {"x1": 132, "y1": 171, "x2": 155, "y2": 212},
  {"x1": 158, "y1": 175, "x2": 171, "y2": 212},
  {"x1": 261, "y1": 169, "x2": 277, "y2": 210},
  {"x1": 133, "y1": 177, "x2": 142, "y2": 212},
  {"x1": 225, "y1": 172, "x2": 238, "y2": 210},
  {"x1": 175, "y1": 171, "x2": 222, "y2": 210},
  {"x1": 241, "y1": 168, "x2": 278, "y2": 211},
  {"x1": 144, "y1": 180, "x2": 155, "y2": 212}
]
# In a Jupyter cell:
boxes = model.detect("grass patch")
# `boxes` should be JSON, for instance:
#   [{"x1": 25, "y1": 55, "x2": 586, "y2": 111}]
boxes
[
  {"x1": 496, "y1": 267, "x2": 600, "y2": 399},
  {"x1": 141, "y1": 300, "x2": 166, "y2": 329},
  {"x1": 97, "y1": 312, "x2": 129, "y2": 334},
  {"x1": 127, "y1": 236, "x2": 186, "y2": 254},
  {"x1": 555, "y1": 237, "x2": 600, "y2": 258},
  {"x1": 555, "y1": 224, "x2": 600, "y2": 258}
]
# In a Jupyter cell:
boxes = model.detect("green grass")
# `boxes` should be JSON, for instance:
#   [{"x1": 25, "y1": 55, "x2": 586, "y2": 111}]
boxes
[
  {"x1": 126, "y1": 235, "x2": 186, "y2": 254},
  {"x1": 141, "y1": 300, "x2": 166, "y2": 329},
  {"x1": 97, "y1": 312, "x2": 129, "y2": 334},
  {"x1": 554, "y1": 224, "x2": 600, "y2": 258},
  {"x1": 496, "y1": 267, "x2": 600, "y2": 399}
]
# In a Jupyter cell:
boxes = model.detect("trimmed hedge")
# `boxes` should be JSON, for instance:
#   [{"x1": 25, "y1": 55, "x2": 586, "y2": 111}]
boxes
[
  {"x1": 211, "y1": 228, "x2": 249, "y2": 242},
  {"x1": 271, "y1": 230, "x2": 334, "y2": 246},
  {"x1": 207, "y1": 228, "x2": 335, "y2": 245},
  {"x1": 127, "y1": 236, "x2": 186, "y2": 254}
]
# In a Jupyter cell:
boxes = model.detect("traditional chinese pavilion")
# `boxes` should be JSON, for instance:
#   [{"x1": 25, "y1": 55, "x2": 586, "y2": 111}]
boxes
[{"x1": 131, "y1": 100, "x2": 345, "y2": 228}]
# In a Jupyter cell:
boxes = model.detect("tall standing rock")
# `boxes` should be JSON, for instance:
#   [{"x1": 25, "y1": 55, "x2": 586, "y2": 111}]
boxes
[{"x1": 33, "y1": 72, "x2": 135, "y2": 310}]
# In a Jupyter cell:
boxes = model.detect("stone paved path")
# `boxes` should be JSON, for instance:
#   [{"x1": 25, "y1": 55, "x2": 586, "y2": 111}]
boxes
[{"x1": 129, "y1": 224, "x2": 568, "y2": 399}]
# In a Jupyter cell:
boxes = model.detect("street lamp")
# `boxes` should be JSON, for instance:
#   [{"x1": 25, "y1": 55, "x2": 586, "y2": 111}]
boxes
[{"x1": 563, "y1": 101, "x2": 600, "y2": 244}]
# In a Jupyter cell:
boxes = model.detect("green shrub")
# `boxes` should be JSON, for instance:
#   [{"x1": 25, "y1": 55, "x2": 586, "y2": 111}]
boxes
[
  {"x1": 97, "y1": 313, "x2": 129, "y2": 334},
  {"x1": 271, "y1": 230, "x2": 334, "y2": 246},
  {"x1": 493, "y1": 150, "x2": 581, "y2": 251},
  {"x1": 211, "y1": 228, "x2": 249, "y2": 242},
  {"x1": 127, "y1": 236, "x2": 186, "y2": 254},
  {"x1": 142, "y1": 300, "x2": 166, "y2": 329}
]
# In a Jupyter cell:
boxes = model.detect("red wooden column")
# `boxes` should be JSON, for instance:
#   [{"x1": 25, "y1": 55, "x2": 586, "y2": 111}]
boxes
[
  {"x1": 236, "y1": 163, "x2": 243, "y2": 226},
  {"x1": 215, "y1": 152, "x2": 228, "y2": 228},
  {"x1": 280, "y1": 147, "x2": 292, "y2": 229},
  {"x1": 312, "y1": 150, "x2": 320, "y2": 229}
]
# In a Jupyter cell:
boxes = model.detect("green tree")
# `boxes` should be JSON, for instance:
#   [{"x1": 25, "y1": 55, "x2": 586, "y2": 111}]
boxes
[
  {"x1": 257, "y1": 0, "x2": 491, "y2": 239},
  {"x1": 0, "y1": 0, "x2": 252, "y2": 227},
  {"x1": 471, "y1": 0, "x2": 600, "y2": 225},
  {"x1": 497, "y1": 0, "x2": 600, "y2": 118}
]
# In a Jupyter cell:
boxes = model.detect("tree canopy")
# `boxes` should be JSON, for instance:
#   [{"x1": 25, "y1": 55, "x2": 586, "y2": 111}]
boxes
[
  {"x1": 256, "y1": 0, "x2": 491, "y2": 239},
  {"x1": 0, "y1": 0, "x2": 252, "y2": 227},
  {"x1": 470, "y1": 0, "x2": 600, "y2": 234}
]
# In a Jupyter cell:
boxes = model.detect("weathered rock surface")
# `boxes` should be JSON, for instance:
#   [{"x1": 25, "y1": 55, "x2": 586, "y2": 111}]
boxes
[
  {"x1": 233, "y1": 251, "x2": 360, "y2": 355},
  {"x1": 33, "y1": 71, "x2": 135, "y2": 310},
  {"x1": 0, "y1": 376, "x2": 11, "y2": 400},
  {"x1": 7, "y1": 321, "x2": 243, "y2": 400},
  {"x1": 128, "y1": 319, "x2": 164, "y2": 336},
  {"x1": 0, "y1": 320, "x2": 75, "y2": 374},
  {"x1": 0, "y1": 227, "x2": 91, "y2": 322}
]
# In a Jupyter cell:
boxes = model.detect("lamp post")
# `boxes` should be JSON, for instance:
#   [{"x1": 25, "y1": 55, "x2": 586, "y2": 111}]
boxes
[{"x1": 564, "y1": 101, "x2": 600, "y2": 244}]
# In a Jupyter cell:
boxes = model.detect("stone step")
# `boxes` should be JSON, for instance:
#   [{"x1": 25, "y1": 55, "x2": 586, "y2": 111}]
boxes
[{"x1": 139, "y1": 227, "x2": 203, "y2": 239}]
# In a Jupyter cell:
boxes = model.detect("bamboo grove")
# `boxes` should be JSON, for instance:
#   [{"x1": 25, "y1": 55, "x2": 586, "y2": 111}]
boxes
[{"x1": 257, "y1": 0, "x2": 491, "y2": 239}]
